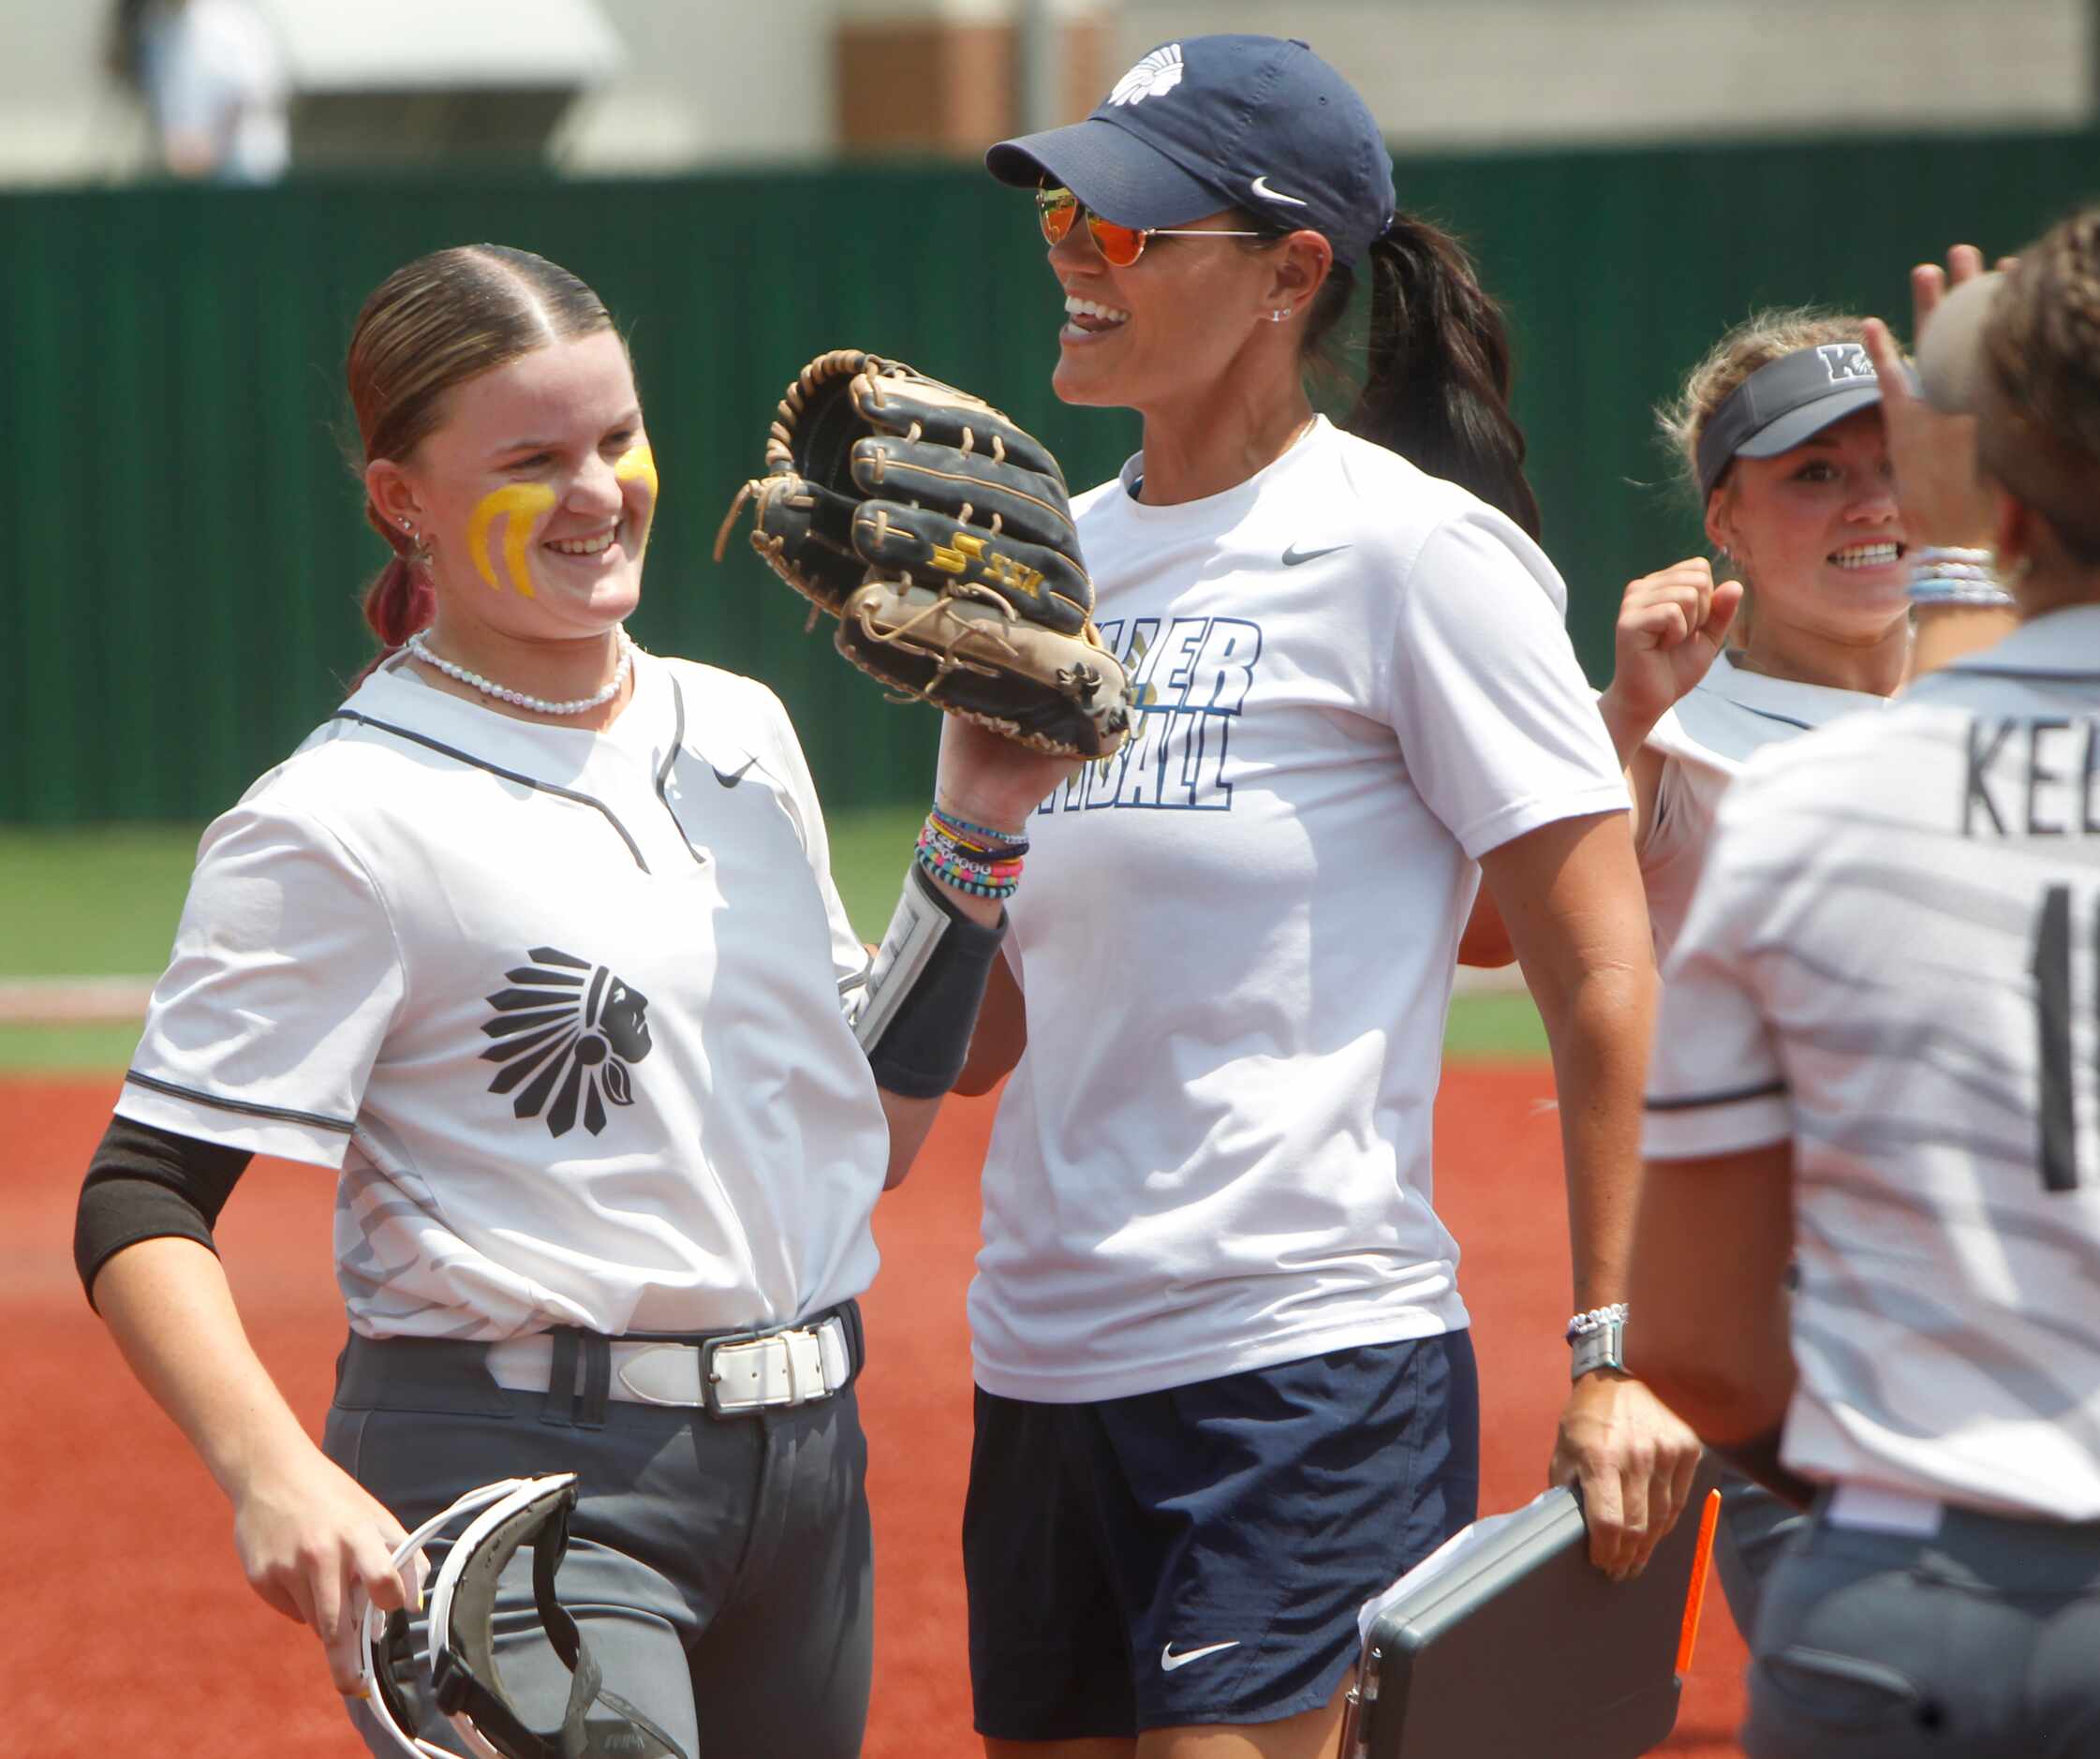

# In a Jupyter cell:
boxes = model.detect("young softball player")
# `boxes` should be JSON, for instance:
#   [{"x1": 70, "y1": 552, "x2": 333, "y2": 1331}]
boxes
[
  {"x1": 1459, "y1": 255, "x2": 2020, "y2": 1640},
  {"x1": 1632, "y1": 204, "x2": 2100, "y2": 1756},
  {"x1": 954, "y1": 35, "x2": 1701, "y2": 1757},
  {"x1": 73, "y1": 244, "x2": 1058, "y2": 1759}
]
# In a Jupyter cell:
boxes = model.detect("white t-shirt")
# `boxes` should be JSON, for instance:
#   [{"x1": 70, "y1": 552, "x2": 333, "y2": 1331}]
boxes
[
  {"x1": 1639, "y1": 652, "x2": 1889, "y2": 960},
  {"x1": 1645, "y1": 607, "x2": 2100, "y2": 1520},
  {"x1": 117, "y1": 651, "x2": 887, "y2": 1341},
  {"x1": 970, "y1": 419, "x2": 1629, "y2": 1402}
]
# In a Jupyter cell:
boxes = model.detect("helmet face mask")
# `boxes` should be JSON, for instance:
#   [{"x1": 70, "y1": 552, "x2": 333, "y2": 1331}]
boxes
[{"x1": 359, "y1": 1474, "x2": 688, "y2": 1759}]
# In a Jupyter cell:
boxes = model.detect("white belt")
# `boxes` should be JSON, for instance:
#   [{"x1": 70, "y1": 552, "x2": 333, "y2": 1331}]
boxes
[
  {"x1": 485, "y1": 1315, "x2": 855, "y2": 1415},
  {"x1": 1826, "y1": 1482, "x2": 1945, "y2": 1537}
]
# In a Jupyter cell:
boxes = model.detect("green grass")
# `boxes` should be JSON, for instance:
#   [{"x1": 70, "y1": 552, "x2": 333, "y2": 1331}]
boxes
[
  {"x1": 0, "y1": 1021, "x2": 143, "y2": 1072},
  {"x1": 0, "y1": 807, "x2": 1545, "y2": 1072},
  {"x1": 1442, "y1": 989, "x2": 1547, "y2": 1059},
  {"x1": 0, "y1": 825, "x2": 201, "y2": 978}
]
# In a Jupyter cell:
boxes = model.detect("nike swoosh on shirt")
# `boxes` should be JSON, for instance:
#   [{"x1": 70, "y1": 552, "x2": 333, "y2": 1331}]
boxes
[
  {"x1": 1161, "y1": 1640, "x2": 1241, "y2": 1672},
  {"x1": 712, "y1": 756, "x2": 757, "y2": 788},
  {"x1": 1281, "y1": 542, "x2": 1351, "y2": 567}
]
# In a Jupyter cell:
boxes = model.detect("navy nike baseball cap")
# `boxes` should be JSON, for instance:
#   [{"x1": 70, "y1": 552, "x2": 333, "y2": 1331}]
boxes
[
  {"x1": 985, "y1": 35, "x2": 1396, "y2": 268},
  {"x1": 1694, "y1": 340, "x2": 1891, "y2": 499}
]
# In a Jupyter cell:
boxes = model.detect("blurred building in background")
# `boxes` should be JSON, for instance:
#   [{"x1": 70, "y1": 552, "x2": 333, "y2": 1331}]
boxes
[{"x1": 0, "y1": 0, "x2": 2093, "y2": 185}]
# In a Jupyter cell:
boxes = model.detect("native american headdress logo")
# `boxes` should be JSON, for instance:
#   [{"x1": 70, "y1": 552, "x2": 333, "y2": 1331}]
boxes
[{"x1": 481, "y1": 948, "x2": 653, "y2": 1138}]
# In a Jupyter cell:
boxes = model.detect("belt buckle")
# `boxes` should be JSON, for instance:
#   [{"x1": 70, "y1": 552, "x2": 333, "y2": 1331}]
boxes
[{"x1": 699, "y1": 1326, "x2": 767, "y2": 1419}]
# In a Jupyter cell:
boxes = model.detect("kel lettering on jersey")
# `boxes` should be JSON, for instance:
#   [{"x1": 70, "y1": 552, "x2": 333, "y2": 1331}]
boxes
[
  {"x1": 481, "y1": 947, "x2": 653, "y2": 1137},
  {"x1": 1040, "y1": 616, "x2": 1262, "y2": 813}
]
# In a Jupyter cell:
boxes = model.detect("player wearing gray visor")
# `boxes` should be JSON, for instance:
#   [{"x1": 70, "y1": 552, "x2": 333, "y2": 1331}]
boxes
[{"x1": 1633, "y1": 204, "x2": 2100, "y2": 1758}]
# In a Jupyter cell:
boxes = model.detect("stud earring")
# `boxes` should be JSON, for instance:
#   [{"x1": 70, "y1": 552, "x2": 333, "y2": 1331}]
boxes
[{"x1": 1270, "y1": 308, "x2": 1292, "y2": 323}]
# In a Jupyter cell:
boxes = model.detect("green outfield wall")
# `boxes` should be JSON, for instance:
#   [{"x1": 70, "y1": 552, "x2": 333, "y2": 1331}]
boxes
[{"x1": 4, "y1": 133, "x2": 2095, "y2": 823}]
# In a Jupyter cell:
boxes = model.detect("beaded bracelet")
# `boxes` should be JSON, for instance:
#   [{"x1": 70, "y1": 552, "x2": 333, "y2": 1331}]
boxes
[
  {"x1": 918, "y1": 824, "x2": 1024, "y2": 880},
  {"x1": 1564, "y1": 1301, "x2": 1628, "y2": 1342},
  {"x1": 915, "y1": 843, "x2": 1020, "y2": 900},
  {"x1": 917, "y1": 846, "x2": 1022, "y2": 892},
  {"x1": 1910, "y1": 545, "x2": 2016, "y2": 610},
  {"x1": 1910, "y1": 580, "x2": 2018, "y2": 608},
  {"x1": 928, "y1": 803, "x2": 1029, "y2": 859}
]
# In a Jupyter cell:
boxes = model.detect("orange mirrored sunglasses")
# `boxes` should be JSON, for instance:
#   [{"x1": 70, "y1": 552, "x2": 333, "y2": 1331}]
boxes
[{"x1": 1034, "y1": 186, "x2": 1264, "y2": 268}]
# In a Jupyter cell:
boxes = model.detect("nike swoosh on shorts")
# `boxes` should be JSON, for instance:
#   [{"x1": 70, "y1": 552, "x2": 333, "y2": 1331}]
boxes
[
  {"x1": 1160, "y1": 1639, "x2": 1241, "y2": 1672},
  {"x1": 1281, "y1": 542, "x2": 1351, "y2": 567}
]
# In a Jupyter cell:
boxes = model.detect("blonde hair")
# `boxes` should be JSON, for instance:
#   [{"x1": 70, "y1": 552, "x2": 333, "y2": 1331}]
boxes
[
  {"x1": 1656, "y1": 307, "x2": 1868, "y2": 505},
  {"x1": 1978, "y1": 207, "x2": 2100, "y2": 562}
]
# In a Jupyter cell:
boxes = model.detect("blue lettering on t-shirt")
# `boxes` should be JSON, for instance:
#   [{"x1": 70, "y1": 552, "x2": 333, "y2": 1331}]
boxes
[{"x1": 1041, "y1": 616, "x2": 1263, "y2": 814}]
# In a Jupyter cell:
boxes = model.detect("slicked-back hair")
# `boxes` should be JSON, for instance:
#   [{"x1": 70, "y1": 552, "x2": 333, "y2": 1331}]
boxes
[{"x1": 346, "y1": 245, "x2": 615, "y2": 648}]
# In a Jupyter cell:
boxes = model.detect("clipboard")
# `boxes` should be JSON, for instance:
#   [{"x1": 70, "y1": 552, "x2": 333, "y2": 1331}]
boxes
[{"x1": 1341, "y1": 1454, "x2": 1724, "y2": 1759}]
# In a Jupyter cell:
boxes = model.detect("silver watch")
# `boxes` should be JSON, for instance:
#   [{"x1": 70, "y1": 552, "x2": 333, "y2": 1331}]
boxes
[{"x1": 1569, "y1": 1316, "x2": 1626, "y2": 1381}]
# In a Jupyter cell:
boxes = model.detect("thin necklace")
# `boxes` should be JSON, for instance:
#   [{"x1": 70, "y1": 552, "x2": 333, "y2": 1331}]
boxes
[{"x1": 407, "y1": 627, "x2": 635, "y2": 717}]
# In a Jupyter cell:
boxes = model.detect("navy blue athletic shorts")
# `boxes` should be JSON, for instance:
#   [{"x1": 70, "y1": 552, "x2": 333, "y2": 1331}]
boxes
[{"x1": 964, "y1": 1330, "x2": 1480, "y2": 1740}]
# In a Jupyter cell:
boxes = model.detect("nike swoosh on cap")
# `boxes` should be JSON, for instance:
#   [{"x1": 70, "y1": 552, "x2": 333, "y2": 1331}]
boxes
[
  {"x1": 1160, "y1": 1639, "x2": 1241, "y2": 1672},
  {"x1": 1250, "y1": 174, "x2": 1309, "y2": 207},
  {"x1": 1281, "y1": 542, "x2": 1350, "y2": 567}
]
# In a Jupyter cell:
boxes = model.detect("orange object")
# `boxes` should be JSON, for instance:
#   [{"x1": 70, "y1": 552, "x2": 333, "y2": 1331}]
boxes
[{"x1": 1676, "y1": 1486, "x2": 1723, "y2": 1677}]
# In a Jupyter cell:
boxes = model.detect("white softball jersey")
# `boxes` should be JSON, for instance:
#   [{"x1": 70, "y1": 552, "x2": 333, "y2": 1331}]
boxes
[
  {"x1": 1639, "y1": 651, "x2": 1889, "y2": 960},
  {"x1": 116, "y1": 650, "x2": 888, "y2": 1341},
  {"x1": 970, "y1": 417, "x2": 1630, "y2": 1402},
  {"x1": 1645, "y1": 606, "x2": 2100, "y2": 1520}
]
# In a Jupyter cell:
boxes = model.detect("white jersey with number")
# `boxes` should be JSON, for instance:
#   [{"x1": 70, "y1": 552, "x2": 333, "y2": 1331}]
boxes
[
  {"x1": 115, "y1": 650, "x2": 886, "y2": 1341},
  {"x1": 970, "y1": 417, "x2": 1629, "y2": 1402},
  {"x1": 1645, "y1": 607, "x2": 2100, "y2": 1520},
  {"x1": 1639, "y1": 651, "x2": 1889, "y2": 960}
]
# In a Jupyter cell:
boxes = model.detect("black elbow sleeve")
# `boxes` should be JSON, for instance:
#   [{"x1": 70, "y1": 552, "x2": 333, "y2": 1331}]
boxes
[{"x1": 75, "y1": 1116, "x2": 253, "y2": 1309}]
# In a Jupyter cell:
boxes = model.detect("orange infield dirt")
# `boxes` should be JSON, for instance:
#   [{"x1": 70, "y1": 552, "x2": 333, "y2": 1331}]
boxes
[{"x1": 4, "y1": 1067, "x2": 1747, "y2": 1757}]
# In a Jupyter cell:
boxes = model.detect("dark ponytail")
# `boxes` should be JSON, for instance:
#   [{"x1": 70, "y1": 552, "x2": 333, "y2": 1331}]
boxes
[{"x1": 1306, "y1": 214, "x2": 1542, "y2": 540}]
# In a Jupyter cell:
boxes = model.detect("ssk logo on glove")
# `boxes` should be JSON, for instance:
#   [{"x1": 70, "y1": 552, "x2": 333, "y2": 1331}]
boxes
[{"x1": 931, "y1": 530, "x2": 1045, "y2": 599}]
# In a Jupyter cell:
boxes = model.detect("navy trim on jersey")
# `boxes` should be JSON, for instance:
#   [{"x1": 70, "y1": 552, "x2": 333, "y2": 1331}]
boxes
[
  {"x1": 330, "y1": 711, "x2": 651, "y2": 872},
  {"x1": 654, "y1": 676, "x2": 709, "y2": 869},
  {"x1": 124, "y1": 1069, "x2": 356, "y2": 1133},
  {"x1": 1645, "y1": 1077, "x2": 1788, "y2": 1114},
  {"x1": 1734, "y1": 704, "x2": 1813, "y2": 732},
  {"x1": 1929, "y1": 665, "x2": 2100, "y2": 683}
]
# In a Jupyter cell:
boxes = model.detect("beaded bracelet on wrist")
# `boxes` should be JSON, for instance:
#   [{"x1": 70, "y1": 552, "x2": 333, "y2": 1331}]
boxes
[
  {"x1": 915, "y1": 847, "x2": 1019, "y2": 900},
  {"x1": 1910, "y1": 580, "x2": 2018, "y2": 609},
  {"x1": 1564, "y1": 1301, "x2": 1628, "y2": 1342},
  {"x1": 918, "y1": 826, "x2": 1023, "y2": 880},
  {"x1": 928, "y1": 804, "x2": 1030, "y2": 858},
  {"x1": 1909, "y1": 546, "x2": 2014, "y2": 610}
]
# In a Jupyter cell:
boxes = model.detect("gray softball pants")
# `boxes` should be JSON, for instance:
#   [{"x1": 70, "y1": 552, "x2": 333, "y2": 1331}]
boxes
[
  {"x1": 321, "y1": 1328, "x2": 875, "y2": 1759},
  {"x1": 1744, "y1": 1496, "x2": 2100, "y2": 1756}
]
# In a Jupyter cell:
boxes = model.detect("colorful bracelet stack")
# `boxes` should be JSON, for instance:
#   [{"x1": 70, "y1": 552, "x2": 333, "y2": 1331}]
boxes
[
  {"x1": 915, "y1": 804, "x2": 1029, "y2": 901},
  {"x1": 1910, "y1": 544, "x2": 2015, "y2": 609}
]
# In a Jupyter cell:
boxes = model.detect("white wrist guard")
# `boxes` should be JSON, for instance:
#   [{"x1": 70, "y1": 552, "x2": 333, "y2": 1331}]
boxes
[{"x1": 849, "y1": 865, "x2": 1007, "y2": 1099}]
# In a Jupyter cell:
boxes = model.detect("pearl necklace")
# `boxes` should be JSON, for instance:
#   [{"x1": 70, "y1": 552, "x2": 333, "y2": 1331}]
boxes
[{"x1": 407, "y1": 628, "x2": 635, "y2": 717}]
